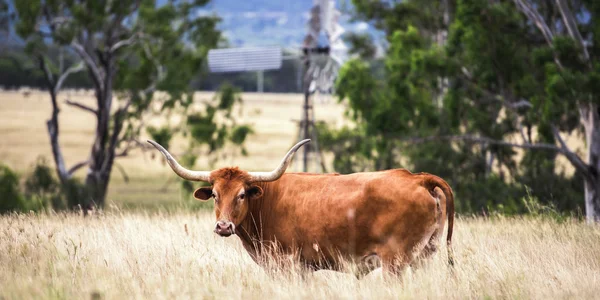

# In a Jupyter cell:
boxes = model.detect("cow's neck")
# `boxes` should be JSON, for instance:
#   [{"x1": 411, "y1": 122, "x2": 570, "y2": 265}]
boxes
[{"x1": 236, "y1": 181, "x2": 278, "y2": 254}]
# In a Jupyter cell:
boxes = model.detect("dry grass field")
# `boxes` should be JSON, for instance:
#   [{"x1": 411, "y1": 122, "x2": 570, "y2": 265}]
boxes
[
  {"x1": 2, "y1": 90, "x2": 600, "y2": 299},
  {"x1": 1, "y1": 211, "x2": 599, "y2": 299}
]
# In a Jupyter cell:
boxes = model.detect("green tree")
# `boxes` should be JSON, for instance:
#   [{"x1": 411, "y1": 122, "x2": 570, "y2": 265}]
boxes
[
  {"x1": 329, "y1": 0, "x2": 599, "y2": 220},
  {"x1": 175, "y1": 83, "x2": 253, "y2": 195},
  {"x1": 344, "y1": 32, "x2": 377, "y2": 60},
  {"x1": 0, "y1": 164, "x2": 27, "y2": 213},
  {"x1": 12, "y1": 0, "x2": 222, "y2": 209}
]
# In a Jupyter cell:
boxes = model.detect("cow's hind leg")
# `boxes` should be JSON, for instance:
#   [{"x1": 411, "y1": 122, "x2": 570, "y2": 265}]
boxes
[
  {"x1": 378, "y1": 220, "x2": 438, "y2": 276},
  {"x1": 411, "y1": 229, "x2": 441, "y2": 268},
  {"x1": 375, "y1": 239, "x2": 417, "y2": 277},
  {"x1": 412, "y1": 186, "x2": 447, "y2": 268}
]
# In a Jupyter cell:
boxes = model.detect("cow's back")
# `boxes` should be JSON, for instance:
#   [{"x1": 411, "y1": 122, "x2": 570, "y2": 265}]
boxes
[{"x1": 252, "y1": 169, "x2": 441, "y2": 268}]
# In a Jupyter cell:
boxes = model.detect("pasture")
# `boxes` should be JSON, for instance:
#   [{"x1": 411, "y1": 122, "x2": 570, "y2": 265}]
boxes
[
  {"x1": 1, "y1": 90, "x2": 600, "y2": 299},
  {"x1": 1, "y1": 212, "x2": 599, "y2": 299}
]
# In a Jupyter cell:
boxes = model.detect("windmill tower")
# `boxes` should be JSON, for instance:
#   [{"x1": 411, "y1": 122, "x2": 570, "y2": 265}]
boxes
[{"x1": 297, "y1": 0, "x2": 348, "y2": 173}]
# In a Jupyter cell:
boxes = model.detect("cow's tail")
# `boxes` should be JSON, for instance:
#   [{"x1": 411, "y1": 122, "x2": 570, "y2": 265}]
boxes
[{"x1": 422, "y1": 175, "x2": 455, "y2": 267}]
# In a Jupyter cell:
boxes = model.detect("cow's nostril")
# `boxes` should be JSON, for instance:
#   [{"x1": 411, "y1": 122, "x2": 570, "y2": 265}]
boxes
[{"x1": 214, "y1": 221, "x2": 234, "y2": 236}]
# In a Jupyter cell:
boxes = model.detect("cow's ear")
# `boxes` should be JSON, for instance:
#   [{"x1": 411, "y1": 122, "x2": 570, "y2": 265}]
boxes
[
  {"x1": 193, "y1": 187, "x2": 213, "y2": 201},
  {"x1": 246, "y1": 185, "x2": 263, "y2": 200}
]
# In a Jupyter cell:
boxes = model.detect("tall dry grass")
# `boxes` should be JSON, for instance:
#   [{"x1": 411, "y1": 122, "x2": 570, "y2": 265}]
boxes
[{"x1": 1, "y1": 211, "x2": 599, "y2": 299}]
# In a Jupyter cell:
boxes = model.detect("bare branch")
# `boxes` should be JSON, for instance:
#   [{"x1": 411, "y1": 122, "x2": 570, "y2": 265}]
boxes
[
  {"x1": 59, "y1": 49, "x2": 64, "y2": 74},
  {"x1": 516, "y1": 119, "x2": 529, "y2": 144},
  {"x1": 140, "y1": 41, "x2": 166, "y2": 94},
  {"x1": 55, "y1": 62, "x2": 85, "y2": 93},
  {"x1": 65, "y1": 99, "x2": 98, "y2": 115},
  {"x1": 39, "y1": 55, "x2": 68, "y2": 183},
  {"x1": 41, "y1": 4, "x2": 72, "y2": 30},
  {"x1": 46, "y1": 119, "x2": 69, "y2": 183},
  {"x1": 115, "y1": 138, "x2": 155, "y2": 159},
  {"x1": 555, "y1": 0, "x2": 590, "y2": 63},
  {"x1": 120, "y1": 100, "x2": 133, "y2": 114},
  {"x1": 550, "y1": 125, "x2": 592, "y2": 179},
  {"x1": 114, "y1": 162, "x2": 130, "y2": 183},
  {"x1": 49, "y1": 16, "x2": 71, "y2": 27},
  {"x1": 115, "y1": 148, "x2": 130, "y2": 158},
  {"x1": 402, "y1": 134, "x2": 562, "y2": 151},
  {"x1": 39, "y1": 56, "x2": 55, "y2": 87},
  {"x1": 67, "y1": 160, "x2": 89, "y2": 176},
  {"x1": 102, "y1": 101, "x2": 133, "y2": 172},
  {"x1": 513, "y1": 0, "x2": 565, "y2": 69},
  {"x1": 400, "y1": 132, "x2": 592, "y2": 180},
  {"x1": 507, "y1": 99, "x2": 533, "y2": 109},
  {"x1": 71, "y1": 40, "x2": 105, "y2": 89},
  {"x1": 110, "y1": 33, "x2": 138, "y2": 53},
  {"x1": 132, "y1": 138, "x2": 155, "y2": 151},
  {"x1": 513, "y1": 0, "x2": 555, "y2": 44},
  {"x1": 459, "y1": 69, "x2": 532, "y2": 110},
  {"x1": 460, "y1": 66, "x2": 535, "y2": 149}
]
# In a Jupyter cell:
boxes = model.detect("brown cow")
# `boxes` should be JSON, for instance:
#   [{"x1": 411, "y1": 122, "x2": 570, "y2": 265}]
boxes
[{"x1": 148, "y1": 139, "x2": 454, "y2": 275}]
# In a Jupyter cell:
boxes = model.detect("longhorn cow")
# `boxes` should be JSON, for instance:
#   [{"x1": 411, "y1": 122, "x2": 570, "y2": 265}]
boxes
[{"x1": 148, "y1": 139, "x2": 454, "y2": 275}]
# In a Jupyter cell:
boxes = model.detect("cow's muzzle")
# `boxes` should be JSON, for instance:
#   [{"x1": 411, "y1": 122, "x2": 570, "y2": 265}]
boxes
[{"x1": 214, "y1": 220, "x2": 235, "y2": 237}]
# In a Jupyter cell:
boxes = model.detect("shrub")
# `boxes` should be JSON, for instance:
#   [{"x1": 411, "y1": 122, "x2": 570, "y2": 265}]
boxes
[
  {"x1": 24, "y1": 157, "x2": 62, "y2": 210},
  {"x1": 0, "y1": 157, "x2": 92, "y2": 213},
  {"x1": 0, "y1": 163, "x2": 28, "y2": 213},
  {"x1": 24, "y1": 157, "x2": 90, "y2": 210}
]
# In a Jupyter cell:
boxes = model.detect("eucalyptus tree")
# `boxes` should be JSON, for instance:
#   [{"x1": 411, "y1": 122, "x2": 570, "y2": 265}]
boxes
[
  {"x1": 329, "y1": 0, "x2": 599, "y2": 221},
  {"x1": 13, "y1": 0, "x2": 222, "y2": 208}
]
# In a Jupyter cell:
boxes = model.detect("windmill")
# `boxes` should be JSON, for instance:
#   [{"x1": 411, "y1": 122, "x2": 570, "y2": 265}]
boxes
[{"x1": 297, "y1": 0, "x2": 348, "y2": 173}]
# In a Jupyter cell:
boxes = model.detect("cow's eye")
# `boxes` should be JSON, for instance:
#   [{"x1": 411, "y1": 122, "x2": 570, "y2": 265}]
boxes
[{"x1": 239, "y1": 193, "x2": 245, "y2": 200}]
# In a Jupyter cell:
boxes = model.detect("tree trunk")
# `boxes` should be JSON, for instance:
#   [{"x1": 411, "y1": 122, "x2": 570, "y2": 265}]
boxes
[
  {"x1": 84, "y1": 92, "x2": 110, "y2": 208},
  {"x1": 580, "y1": 103, "x2": 600, "y2": 222},
  {"x1": 84, "y1": 101, "x2": 112, "y2": 208},
  {"x1": 84, "y1": 170, "x2": 109, "y2": 208},
  {"x1": 46, "y1": 91, "x2": 69, "y2": 184},
  {"x1": 84, "y1": 56, "x2": 117, "y2": 209},
  {"x1": 583, "y1": 179, "x2": 600, "y2": 223}
]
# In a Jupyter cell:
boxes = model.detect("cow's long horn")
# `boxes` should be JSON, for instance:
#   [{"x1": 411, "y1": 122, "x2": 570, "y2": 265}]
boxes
[
  {"x1": 248, "y1": 139, "x2": 310, "y2": 182},
  {"x1": 147, "y1": 140, "x2": 211, "y2": 182}
]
